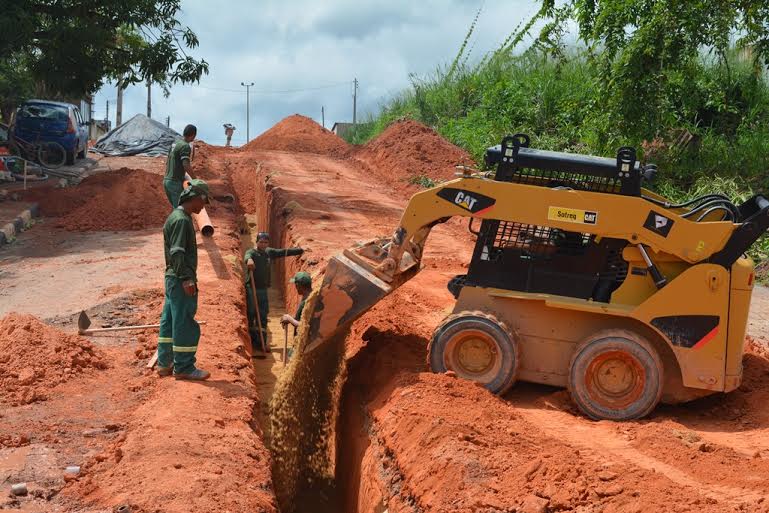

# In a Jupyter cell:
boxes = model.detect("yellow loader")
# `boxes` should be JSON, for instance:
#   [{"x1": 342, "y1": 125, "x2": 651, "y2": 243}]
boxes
[{"x1": 302, "y1": 134, "x2": 768, "y2": 420}]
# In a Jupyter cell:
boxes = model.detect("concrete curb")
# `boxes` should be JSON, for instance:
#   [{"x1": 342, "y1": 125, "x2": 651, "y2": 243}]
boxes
[{"x1": 0, "y1": 203, "x2": 40, "y2": 246}]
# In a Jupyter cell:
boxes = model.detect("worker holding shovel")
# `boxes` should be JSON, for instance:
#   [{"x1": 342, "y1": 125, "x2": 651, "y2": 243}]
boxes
[
  {"x1": 156, "y1": 179, "x2": 211, "y2": 380},
  {"x1": 280, "y1": 271, "x2": 313, "y2": 363},
  {"x1": 244, "y1": 232, "x2": 304, "y2": 357}
]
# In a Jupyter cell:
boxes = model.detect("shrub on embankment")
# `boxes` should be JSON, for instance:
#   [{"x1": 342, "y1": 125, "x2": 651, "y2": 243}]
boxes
[{"x1": 347, "y1": 44, "x2": 769, "y2": 271}]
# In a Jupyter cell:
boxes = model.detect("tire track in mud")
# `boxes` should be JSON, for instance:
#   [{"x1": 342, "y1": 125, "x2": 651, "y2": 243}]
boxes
[{"x1": 517, "y1": 406, "x2": 766, "y2": 504}]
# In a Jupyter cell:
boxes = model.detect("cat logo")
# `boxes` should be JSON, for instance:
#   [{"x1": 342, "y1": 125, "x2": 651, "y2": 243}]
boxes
[
  {"x1": 437, "y1": 188, "x2": 497, "y2": 214},
  {"x1": 454, "y1": 191, "x2": 478, "y2": 211}
]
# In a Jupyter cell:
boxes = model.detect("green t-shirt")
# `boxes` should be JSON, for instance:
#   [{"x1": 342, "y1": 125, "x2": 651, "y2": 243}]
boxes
[
  {"x1": 295, "y1": 297, "x2": 307, "y2": 322},
  {"x1": 243, "y1": 247, "x2": 303, "y2": 288},
  {"x1": 164, "y1": 207, "x2": 197, "y2": 281},
  {"x1": 165, "y1": 140, "x2": 191, "y2": 182}
]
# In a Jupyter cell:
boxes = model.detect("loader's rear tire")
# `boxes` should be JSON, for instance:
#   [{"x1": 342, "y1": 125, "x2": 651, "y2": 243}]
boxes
[
  {"x1": 568, "y1": 330, "x2": 663, "y2": 421},
  {"x1": 428, "y1": 312, "x2": 519, "y2": 394}
]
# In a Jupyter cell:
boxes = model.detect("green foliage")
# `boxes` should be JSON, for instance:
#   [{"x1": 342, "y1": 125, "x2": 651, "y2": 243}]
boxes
[
  {"x1": 1, "y1": 0, "x2": 208, "y2": 102},
  {"x1": 408, "y1": 175, "x2": 438, "y2": 189},
  {"x1": 0, "y1": 54, "x2": 35, "y2": 123}
]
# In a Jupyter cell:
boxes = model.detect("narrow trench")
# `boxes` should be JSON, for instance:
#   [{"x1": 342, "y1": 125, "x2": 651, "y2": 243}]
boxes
[{"x1": 235, "y1": 167, "x2": 372, "y2": 513}]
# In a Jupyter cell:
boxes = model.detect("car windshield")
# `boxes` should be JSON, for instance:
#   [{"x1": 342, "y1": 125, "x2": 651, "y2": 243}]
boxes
[{"x1": 18, "y1": 104, "x2": 68, "y2": 121}]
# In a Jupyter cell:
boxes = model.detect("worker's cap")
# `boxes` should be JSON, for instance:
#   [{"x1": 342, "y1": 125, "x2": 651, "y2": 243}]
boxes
[
  {"x1": 290, "y1": 271, "x2": 312, "y2": 287},
  {"x1": 256, "y1": 231, "x2": 270, "y2": 241},
  {"x1": 180, "y1": 178, "x2": 211, "y2": 204}
]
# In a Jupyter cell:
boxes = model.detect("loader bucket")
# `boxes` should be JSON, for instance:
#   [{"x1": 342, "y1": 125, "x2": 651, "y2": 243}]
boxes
[{"x1": 302, "y1": 251, "x2": 417, "y2": 353}]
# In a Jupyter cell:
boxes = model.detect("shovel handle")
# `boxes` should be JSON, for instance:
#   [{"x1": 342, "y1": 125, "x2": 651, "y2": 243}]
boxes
[
  {"x1": 283, "y1": 324, "x2": 288, "y2": 366},
  {"x1": 79, "y1": 321, "x2": 206, "y2": 335}
]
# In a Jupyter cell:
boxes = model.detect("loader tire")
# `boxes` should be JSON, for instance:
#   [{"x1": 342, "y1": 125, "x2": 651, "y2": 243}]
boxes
[
  {"x1": 428, "y1": 311, "x2": 519, "y2": 394},
  {"x1": 568, "y1": 329, "x2": 663, "y2": 421}
]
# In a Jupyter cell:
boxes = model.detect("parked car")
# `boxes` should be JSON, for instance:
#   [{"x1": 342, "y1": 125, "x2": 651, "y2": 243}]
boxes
[{"x1": 10, "y1": 100, "x2": 89, "y2": 165}]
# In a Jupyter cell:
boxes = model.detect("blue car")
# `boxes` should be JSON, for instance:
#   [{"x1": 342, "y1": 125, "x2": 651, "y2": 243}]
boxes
[{"x1": 11, "y1": 100, "x2": 89, "y2": 165}]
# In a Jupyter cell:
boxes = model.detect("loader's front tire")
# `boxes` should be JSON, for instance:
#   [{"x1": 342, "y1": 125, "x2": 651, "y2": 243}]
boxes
[
  {"x1": 429, "y1": 312, "x2": 519, "y2": 394},
  {"x1": 568, "y1": 330, "x2": 663, "y2": 421}
]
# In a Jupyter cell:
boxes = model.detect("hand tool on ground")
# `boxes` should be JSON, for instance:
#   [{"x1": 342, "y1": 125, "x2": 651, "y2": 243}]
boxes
[
  {"x1": 249, "y1": 269, "x2": 268, "y2": 356},
  {"x1": 303, "y1": 133, "x2": 769, "y2": 421},
  {"x1": 283, "y1": 324, "x2": 289, "y2": 366},
  {"x1": 77, "y1": 311, "x2": 206, "y2": 335}
]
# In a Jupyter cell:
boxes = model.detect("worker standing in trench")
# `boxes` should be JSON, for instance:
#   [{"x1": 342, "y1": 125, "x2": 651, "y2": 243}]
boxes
[
  {"x1": 156, "y1": 179, "x2": 211, "y2": 380},
  {"x1": 164, "y1": 124, "x2": 197, "y2": 208},
  {"x1": 280, "y1": 271, "x2": 312, "y2": 335},
  {"x1": 244, "y1": 232, "x2": 304, "y2": 357}
]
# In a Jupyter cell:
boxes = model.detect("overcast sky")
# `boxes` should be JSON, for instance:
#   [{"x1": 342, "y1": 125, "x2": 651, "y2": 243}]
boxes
[{"x1": 93, "y1": 0, "x2": 536, "y2": 145}]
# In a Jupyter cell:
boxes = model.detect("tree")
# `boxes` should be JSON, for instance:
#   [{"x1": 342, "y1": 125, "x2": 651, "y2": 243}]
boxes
[
  {"x1": 0, "y1": 55, "x2": 35, "y2": 123},
  {"x1": 0, "y1": 0, "x2": 208, "y2": 104},
  {"x1": 536, "y1": 1, "x2": 769, "y2": 139}
]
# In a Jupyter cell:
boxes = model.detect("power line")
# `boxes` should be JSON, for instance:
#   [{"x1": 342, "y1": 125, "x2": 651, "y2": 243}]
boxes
[{"x1": 191, "y1": 80, "x2": 351, "y2": 95}]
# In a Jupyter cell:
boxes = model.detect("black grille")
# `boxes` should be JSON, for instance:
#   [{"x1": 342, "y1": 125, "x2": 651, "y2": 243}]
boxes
[
  {"x1": 507, "y1": 168, "x2": 622, "y2": 194},
  {"x1": 486, "y1": 221, "x2": 593, "y2": 260}
]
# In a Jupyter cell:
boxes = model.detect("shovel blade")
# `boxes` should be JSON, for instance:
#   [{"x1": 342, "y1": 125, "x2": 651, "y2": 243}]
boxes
[
  {"x1": 77, "y1": 310, "x2": 91, "y2": 332},
  {"x1": 302, "y1": 252, "x2": 416, "y2": 354}
]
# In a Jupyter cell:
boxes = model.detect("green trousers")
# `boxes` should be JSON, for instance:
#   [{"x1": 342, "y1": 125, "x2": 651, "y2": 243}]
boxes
[
  {"x1": 158, "y1": 275, "x2": 200, "y2": 374},
  {"x1": 164, "y1": 178, "x2": 184, "y2": 209},
  {"x1": 245, "y1": 285, "x2": 269, "y2": 352}
]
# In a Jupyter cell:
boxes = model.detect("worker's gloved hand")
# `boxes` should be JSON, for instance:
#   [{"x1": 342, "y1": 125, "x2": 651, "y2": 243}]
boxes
[
  {"x1": 182, "y1": 280, "x2": 197, "y2": 296},
  {"x1": 247, "y1": 259, "x2": 255, "y2": 270}
]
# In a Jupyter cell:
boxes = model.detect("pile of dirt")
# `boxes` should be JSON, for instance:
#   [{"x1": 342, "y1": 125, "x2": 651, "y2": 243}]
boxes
[
  {"x1": 0, "y1": 313, "x2": 107, "y2": 405},
  {"x1": 24, "y1": 168, "x2": 169, "y2": 231},
  {"x1": 354, "y1": 119, "x2": 474, "y2": 193},
  {"x1": 243, "y1": 115, "x2": 351, "y2": 157}
]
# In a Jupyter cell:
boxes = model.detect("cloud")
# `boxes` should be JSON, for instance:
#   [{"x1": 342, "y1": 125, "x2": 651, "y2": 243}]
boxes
[{"x1": 93, "y1": 0, "x2": 536, "y2": 146}]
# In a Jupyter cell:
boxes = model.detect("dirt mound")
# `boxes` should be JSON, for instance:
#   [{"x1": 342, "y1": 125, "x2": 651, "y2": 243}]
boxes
[
  {"x1": 24, "y1": 168, "x2": 169, "y2": 231},
  {"x1": 354, "y1": 119, "x2": 474, "y2": 193},
  {"x1": 244, "y1": 114, "x2": 351, "y2": 157},
  {"x1": 0, "y1": 313, "x2": 107, "y2": 405}
]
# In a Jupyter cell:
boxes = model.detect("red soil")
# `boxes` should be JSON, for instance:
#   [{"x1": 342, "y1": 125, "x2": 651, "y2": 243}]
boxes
[
  {"x1": 243, "y1": 114, "x2": 352, "y2": 157},
  {"x1": 0, "y1": 313, "x2": 107, "y2": 406},
  {"x1": 354, "y1": 119, "x2": 474, "y2": 194},
  {"x1": 23, "y1": 168, "x2": 169, "y2": 231}
]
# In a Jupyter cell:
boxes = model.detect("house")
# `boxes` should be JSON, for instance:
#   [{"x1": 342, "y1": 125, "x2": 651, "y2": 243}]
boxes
[{"x1": 331, "y1": 122, "x2": 354, "y2": 139}]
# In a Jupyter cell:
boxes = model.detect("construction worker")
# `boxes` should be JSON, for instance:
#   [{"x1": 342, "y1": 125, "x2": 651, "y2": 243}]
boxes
[
  {"x1": 280, "y1": 271, "x2": 312, "y2": 334},
  {"x1": 244, "y1": 232, "x2": 304, "y2": 356},
  {"x1": 164, "y1": 124, "x2": 197, "y2": 208},
  {"x1": 157, "y1": 179, "x2": 210, "y2": 380}
]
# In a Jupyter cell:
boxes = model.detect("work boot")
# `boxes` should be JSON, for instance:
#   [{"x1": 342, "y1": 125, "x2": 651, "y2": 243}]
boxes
[
  {"x1": 157, "y1": 365, "x2": 173, "y2": 377},
  {"x1": 174, "y1": 368, "x2": 211, "y2": 381}
]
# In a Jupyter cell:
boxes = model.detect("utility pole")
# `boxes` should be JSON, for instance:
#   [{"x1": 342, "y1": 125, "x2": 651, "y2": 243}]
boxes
[
  {"x1": 116, "y1": 80, "x2": 123, "y2": 127},
  {"x1": 352, "y1": 78, "x2": 358, "y2": 127},
  {"x1": 321, "y1": 106, "x2": 325, "y2": 128},
  {"x1": 106, "y1": 100, "x2": 109, "y2": 122},
  {"x1": 241, "y1": 82, "x2": 254, "y2": 142},
  {"x1": 146, "y1": 79, "x2": 152, "y2": 118},
  {"x1": 166, "y1": 115, "x2": 170, "y2": 127}
]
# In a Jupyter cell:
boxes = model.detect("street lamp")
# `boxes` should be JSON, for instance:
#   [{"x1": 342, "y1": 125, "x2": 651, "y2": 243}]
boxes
[{"x1": 241, "y1": 82, "x2": 254, "y2": 143}]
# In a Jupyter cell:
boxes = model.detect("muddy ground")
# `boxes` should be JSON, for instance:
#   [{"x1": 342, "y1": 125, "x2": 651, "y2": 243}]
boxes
[{"x1": 1, "y1": 115, "x2": 769, "y2": 513}]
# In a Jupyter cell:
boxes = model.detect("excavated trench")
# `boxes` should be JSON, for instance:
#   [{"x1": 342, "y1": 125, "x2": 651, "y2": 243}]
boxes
[{"x1": 233, "y1": 161, "x2": 387, "y2": 513}]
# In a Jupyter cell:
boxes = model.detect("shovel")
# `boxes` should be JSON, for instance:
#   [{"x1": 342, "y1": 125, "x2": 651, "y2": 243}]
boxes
[{"x1": 77, "y1": 310, "x2": 206, "y2": 335}]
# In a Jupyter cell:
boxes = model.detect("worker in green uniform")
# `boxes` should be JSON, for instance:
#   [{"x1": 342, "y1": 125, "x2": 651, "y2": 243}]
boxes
[
  {"x1": 280, "y1": 271, "x2": 312, "y2": 334},
  {"x1": 164, "y1": 124, "x2": 197, "y2": 208},
  {"x1": 244, "y1": 232, "x2": 304, "y2": 356},
  {"x1": 156, "y1": 179, "x2": 210, "y2": 380}
]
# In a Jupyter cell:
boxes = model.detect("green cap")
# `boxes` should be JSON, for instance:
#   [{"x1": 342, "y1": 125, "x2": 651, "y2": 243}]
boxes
[
  {"x1": 179, "y1": 178, "x2": 211, "y2": 204},
  {"x1": 290, "y1": 271, "x2": 312, "y2": 287}
]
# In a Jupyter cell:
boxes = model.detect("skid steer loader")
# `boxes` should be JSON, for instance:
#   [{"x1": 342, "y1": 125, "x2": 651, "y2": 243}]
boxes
[{"x1": 303, "y1": 134, "x2": 769, "y2": 420}]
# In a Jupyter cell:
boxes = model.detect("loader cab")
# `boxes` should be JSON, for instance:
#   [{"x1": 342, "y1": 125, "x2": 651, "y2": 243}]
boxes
[{"x1": 456, "y1": 134, "x2": 643, "y2": 303}]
